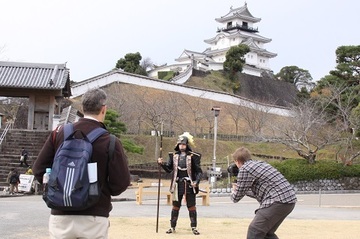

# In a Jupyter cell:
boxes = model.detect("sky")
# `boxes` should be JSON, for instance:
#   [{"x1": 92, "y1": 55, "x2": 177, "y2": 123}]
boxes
[{"x1": 1, "y1": 0, "x2": 359, "y2": 82}]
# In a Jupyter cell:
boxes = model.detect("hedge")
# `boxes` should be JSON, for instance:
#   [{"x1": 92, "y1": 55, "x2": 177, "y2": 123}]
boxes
[{"x1": 270, "y1": 159, "x2": 360, "y2": 183}]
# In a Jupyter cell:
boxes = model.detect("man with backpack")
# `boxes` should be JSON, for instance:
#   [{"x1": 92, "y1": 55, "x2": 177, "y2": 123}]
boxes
[
  {"x1": 7, "y1": 168, "x2": 20, "y2": 195},
  {"x1": 33, "y1": 88, "x2": 130, "y2": 239}
]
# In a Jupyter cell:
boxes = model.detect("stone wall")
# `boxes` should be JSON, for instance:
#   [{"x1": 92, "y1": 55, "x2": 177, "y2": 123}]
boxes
[{"x1": 292, "y1": 177, "x2": 360, "y2": 192}]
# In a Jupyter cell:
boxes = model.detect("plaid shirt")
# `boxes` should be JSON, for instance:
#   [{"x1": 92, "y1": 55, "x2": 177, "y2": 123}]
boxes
[{"x1": 231, "y1": 160, "x2": 297, "y2": 209}]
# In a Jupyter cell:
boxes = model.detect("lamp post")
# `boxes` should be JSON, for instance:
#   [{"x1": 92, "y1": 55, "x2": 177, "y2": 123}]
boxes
[{"x1": 211, "y1": 107, "x2": 220, "y2": 187}]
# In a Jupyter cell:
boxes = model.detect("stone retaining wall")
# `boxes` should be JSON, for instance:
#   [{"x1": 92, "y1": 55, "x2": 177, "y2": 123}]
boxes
[{"x1": 292, "y1": 177, "x2": 360, "y2": 192}]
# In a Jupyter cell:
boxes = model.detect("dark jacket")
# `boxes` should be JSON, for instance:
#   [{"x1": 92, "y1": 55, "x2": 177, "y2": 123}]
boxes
[
  {"x1": 161, "y1": 150, "x2": 202, "y2": 192},
  {"x1": 21, "y1": 149, "x2": 28, "y2": 158},
  {"x1": 32, "y1": 118, "x2": 130, "y2": 217},
  {"x1": 8, "y1": 171, "x2": 20, "y2": 184}
]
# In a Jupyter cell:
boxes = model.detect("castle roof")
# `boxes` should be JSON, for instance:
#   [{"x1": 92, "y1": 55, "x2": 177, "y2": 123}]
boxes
[
  {"x1": 0, "y1": 61, "x2": 71, "y2": 97},
  {"x1": 175, "y1": 49, "x2": 206, "y2": 62},
  {"x1": 215, "y1": 3, "x2": 261, "y2": 24},
  {"x1": 204, "y1": 30, "x2": 272, "y2": 44}
]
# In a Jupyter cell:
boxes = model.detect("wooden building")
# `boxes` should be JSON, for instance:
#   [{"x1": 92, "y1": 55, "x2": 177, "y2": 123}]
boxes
[{"x1": 0, "y1": 61, "x2": 71, "y2": 130}]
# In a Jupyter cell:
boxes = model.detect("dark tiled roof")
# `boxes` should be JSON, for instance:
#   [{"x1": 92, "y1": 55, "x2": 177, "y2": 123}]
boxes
[{"x1": 0, "y1": 61, "x2": 71, "y2": 95}]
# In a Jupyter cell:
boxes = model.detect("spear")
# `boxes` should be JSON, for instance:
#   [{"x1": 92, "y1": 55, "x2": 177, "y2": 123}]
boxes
[{"x1": 156, "y1": 123, "x2": 163, "y2": 233}]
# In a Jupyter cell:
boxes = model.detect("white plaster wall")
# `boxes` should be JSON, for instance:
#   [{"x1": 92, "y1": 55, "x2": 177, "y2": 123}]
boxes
[
  {"x1": 243, "y1": 67, "x2": 261, "y2": 77},
  {"x1": 71, "y1": 71, "x2": 291, "y2": 117},
  {"x1": 257, "y1": 41, "x2": 264, "y2": 48},
  {"x1": 230, "y1": 38, "x2": 241, "y2": 46},
  {"x1": 213, "y1": 55, "x2": 226, "y2": 63},
  {"x1": 209, "y1": 42, "x2": 215, "y2": 50},
  {"x1": 208, "y1": 63, "x2": 223, "y2": 71},
  {"x1": 147, "y1": 64, "x2": 188, "y2": 78},
  {"x1": 245, "y1": 53, "x2": 258, "y2": 66},
  {"x1": 258, "y1": 57, "x2": 270, "y2": 69},
  {"x1": 215, "y1": 37, "x2": 225, "y2": 50}
]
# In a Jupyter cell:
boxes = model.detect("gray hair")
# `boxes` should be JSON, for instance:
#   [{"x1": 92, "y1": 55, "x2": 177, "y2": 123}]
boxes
[{"x1": 81, "y1": 88, "x2": 107, "y2": 115}]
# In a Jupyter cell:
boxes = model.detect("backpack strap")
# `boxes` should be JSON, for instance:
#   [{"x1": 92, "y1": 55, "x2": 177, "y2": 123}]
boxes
[
  {"x1": 109, "y1": 134, "x2": 116, "y2": 161},
  {"x1": 106, "y1": 134, "x2": 116, "y2": 181},
  {"x1": 86, "y1": 127, "x2": 108, "y2": 143},
  {"x1": 62, "y1": 123, "x2": 109, "y2": 146},
  {"x1": 63, "y1": 123, "x2": 74, "y2": 140},
  {"x1": 52, "y1": 125, "x2": 63, "y2": 143}
]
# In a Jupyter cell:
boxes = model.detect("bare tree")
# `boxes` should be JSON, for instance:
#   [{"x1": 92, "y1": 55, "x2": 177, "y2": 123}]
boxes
[
  {"x1": 240, "y1": 102, "x2": 272, "y2": 138},
  {"x1": 137, "y1": 92, "x2": 166, "y2": 133},
  {"x1": 225, "y1": 104, "x2": 242, "y2": 136},
  {"x1": 327, "y1": 86, "x2": 360, "y2": 165},
  {"x1": 141, "y1": 57, "x2": 153, "y2": 72},
  {"x1": 267, "y1": 92, "x2": 347, "y2": 164},
  {"x1": 180, "y1": 93, "x2": 209, "y2": 136},
  {"x1": 161, "y1": 92, "x2": 182, "y2": 136},
  {"x1": 0, "y1": 97, "x2": 28, "y2": 128}
]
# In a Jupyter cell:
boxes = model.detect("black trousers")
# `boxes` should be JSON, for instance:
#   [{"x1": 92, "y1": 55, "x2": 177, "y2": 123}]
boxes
[{"x1": 170, "y1": 182, "x2": 198, "y2": 228}]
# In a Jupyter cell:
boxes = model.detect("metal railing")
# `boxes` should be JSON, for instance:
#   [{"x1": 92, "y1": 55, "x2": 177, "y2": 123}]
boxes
[{"x1": 0, "y1": 121, "x2": 14, "y2": 145}]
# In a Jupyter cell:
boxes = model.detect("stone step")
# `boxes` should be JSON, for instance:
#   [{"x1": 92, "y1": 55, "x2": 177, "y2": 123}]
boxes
[{"x1": 0, "y1": 129, "x2": 50, "y2": 188}]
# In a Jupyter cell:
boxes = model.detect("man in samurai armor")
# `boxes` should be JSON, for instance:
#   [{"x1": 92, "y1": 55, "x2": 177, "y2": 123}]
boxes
[{"x1": 158, "y1": 132, "x2": 203, "y2": 235}]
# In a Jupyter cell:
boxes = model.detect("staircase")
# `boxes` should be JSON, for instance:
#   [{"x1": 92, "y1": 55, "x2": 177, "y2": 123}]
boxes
[{"x1": 0, "y1": 129, "x2": 50, "y2": 189}]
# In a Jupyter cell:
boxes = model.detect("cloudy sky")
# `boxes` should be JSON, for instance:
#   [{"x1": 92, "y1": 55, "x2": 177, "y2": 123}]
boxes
[{"x1": 1, "y1": 0, "x2": 359, "y2": 82}]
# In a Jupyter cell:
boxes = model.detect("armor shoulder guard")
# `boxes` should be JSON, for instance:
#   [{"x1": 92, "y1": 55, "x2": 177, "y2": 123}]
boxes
[{"x1": 190, "y1": 151, "x2": 201, "y2": 157}]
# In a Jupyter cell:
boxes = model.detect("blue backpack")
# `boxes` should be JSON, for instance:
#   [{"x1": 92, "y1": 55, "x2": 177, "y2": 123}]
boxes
[{"x1": 43, "y1": 123, "x2": 115, "y2": 211}]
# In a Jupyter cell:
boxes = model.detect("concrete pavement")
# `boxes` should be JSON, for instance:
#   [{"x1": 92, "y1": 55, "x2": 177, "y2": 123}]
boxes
[
  {"x1": 109, "y1": 186, "x2": 360, "y2": 220},
  {"x1": 1, "y1": 185, "x2": 359, "y2": 239}
]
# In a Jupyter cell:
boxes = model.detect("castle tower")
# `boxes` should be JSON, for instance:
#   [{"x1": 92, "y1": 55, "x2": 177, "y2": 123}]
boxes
[
  {"x1": 203, "y1": 3, "x2": 277, "y2": 76},
  {"x1": 174, "y1": 3, "x2": 277, "y2": 77}
]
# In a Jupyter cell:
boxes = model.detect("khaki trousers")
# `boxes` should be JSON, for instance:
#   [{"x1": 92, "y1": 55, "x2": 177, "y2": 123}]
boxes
[{"x1": 49, "y1": 215, "x2": 109, "y2": 239}]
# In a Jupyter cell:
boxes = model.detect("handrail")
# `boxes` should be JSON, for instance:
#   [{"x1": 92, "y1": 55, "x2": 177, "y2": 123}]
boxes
[{"x1": 0, "y1": 121, "x2": 13, "y2": 145}]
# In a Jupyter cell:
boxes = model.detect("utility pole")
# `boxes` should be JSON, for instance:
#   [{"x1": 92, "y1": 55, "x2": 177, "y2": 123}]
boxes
[{"x1": 211, "y1": 107, "x2": 220, "y2": 187}]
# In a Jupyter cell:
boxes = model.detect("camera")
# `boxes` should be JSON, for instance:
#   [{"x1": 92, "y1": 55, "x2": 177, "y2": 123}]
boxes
[{"x1": 227, "y1": 163, "x2": 239, "y2": 177}]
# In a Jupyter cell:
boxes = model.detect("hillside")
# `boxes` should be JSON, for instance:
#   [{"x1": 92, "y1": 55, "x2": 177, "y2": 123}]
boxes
[
  {"x1": 185, "y1": 70, "x2": 298, "y2": 107},
  {"x1": 124, "y1": 134, "x2": 335, "y2": 167},
  {"x1": 74, "y1": 71, "x2": 339, "y2": 168}
]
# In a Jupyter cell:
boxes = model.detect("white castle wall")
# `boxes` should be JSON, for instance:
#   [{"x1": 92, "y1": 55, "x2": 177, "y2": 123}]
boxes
[{"x1": 71, "y1": 70, "x2": 291, "y2": 117}]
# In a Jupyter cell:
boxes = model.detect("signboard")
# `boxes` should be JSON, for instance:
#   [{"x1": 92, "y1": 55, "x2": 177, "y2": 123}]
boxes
[{"x1": 18, "y1": 174, "x2": 34, "y2": 193}]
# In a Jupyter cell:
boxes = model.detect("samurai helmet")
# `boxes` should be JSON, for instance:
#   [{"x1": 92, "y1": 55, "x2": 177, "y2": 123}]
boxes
[{"x1": 174, "y1": 132, "x2": 195, "y2": 151}]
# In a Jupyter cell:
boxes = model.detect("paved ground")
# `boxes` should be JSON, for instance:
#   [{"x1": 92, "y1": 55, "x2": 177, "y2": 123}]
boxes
[{"x1": 1, "y1": 186, "x2": 360, "y2": 238}]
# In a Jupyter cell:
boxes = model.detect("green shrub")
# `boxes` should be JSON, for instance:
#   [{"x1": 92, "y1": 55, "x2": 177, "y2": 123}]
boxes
[
  {"x1": 158, "y1": 71, "x2": 175, "y2": 81},
  {"x1": 121, "y1": 138, "x2": 144, "y2": 154},
  {"x1": 270, "y1": 159, "x2": 360, "y2": 183}
]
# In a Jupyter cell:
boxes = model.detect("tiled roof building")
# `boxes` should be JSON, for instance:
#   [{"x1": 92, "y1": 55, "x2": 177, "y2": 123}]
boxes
[{"x1": 0, "y1": 61, "x2": 71, "y2": 130}]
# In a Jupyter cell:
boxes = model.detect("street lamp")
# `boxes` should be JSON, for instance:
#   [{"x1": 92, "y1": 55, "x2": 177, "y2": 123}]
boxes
[{"x1": 211, "y1": 106, "x2": 220, "y2": 187}]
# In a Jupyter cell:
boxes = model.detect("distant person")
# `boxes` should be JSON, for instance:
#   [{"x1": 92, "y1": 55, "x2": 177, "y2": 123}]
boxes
[
  {"x1": 25, "y1": 166, "x2": 36, "y2": 193},
  {"x1": 32, "y1": 88, "x2": 131, "y2": 239},
  {"x1": 7, "y1": 168, "x2": 20, "y2": 195},
  {"x1": 230, "y1": 147, "x2": 297, "y2": 239},
  {"x1": 20, "y1": 147, "x2": 29, "y2": 167},
  {"x1": 25, "y1": 166, "x2": 33, "y2": 175},
  {"x1": 158, "y1": 132, "x2": 203, "y2": 235}
]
